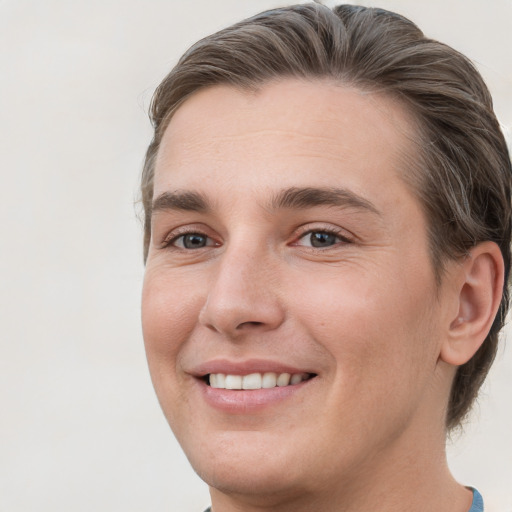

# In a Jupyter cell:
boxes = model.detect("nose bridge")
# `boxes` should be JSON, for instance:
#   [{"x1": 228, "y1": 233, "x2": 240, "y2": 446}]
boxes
[{"x1": 199, "y1": 238, "x2": 284, "y2": 336}]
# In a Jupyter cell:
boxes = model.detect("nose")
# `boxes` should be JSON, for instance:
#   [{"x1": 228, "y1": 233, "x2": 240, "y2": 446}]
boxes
[{"x1": 198, "y1": 244, "x2": 285, "y2": 338}]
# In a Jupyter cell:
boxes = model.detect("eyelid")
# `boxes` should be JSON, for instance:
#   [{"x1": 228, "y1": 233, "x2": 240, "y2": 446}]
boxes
[
  {"x1": 160, "y1": 224, "x2": 219, "y2": 249},
  {"x1": 291, "y1": 224, "x2": 355, "y2": 247},
  {"x1": 157, "y1": 222, "x2": 355, "y2": 249}
]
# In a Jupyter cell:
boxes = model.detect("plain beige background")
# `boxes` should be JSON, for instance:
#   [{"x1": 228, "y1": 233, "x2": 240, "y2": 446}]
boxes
[{"x1": 0, "y1": 1, "x2": 510, "y2": 511}]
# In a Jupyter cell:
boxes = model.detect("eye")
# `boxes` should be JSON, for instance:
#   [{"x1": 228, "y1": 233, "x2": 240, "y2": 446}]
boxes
[
  {"x1": 296, "y1": 230, "x2": 348, "y2": 248},
  {"x1": 172, "y1": 233, "x2": 215, "y2": 249}
]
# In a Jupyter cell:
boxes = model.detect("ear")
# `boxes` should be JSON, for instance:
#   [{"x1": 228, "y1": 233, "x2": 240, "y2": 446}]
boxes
[{"x1": 440, "y1": 241, "x2": 505, "y2": 366}]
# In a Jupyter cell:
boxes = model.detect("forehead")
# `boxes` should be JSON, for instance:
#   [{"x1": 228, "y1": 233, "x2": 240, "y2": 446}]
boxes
[{"x1": 153, "y1": 79, "x2": 419, "y2": 211}]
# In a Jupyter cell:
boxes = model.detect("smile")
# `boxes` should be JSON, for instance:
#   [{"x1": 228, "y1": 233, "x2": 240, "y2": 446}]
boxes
[
  {"x1": 209, "y1": 372, "x2": 313, "y2": 389},
  {"x1": 191, "y1": 363, "x2": 319, "y2": 413}
]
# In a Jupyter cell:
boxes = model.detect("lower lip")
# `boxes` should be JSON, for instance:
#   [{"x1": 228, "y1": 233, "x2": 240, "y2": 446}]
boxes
[{"x1": 198, "y1": 378, "x2": 314, "y2": 414}]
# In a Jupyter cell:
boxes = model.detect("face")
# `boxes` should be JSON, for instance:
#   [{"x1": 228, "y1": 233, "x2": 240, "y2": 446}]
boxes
[{"x1": 142, "y1": 80, "x2": 455, "y2": 503}]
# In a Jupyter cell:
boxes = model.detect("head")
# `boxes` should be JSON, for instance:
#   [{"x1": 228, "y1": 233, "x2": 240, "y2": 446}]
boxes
[{"x1": 141, "y1": 3, "x2": 511, "y2": 432}]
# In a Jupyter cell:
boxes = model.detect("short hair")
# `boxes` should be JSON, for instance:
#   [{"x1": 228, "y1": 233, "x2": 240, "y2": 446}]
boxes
[{"x1": 140, "y1": 3, "x2": 512, "y2": 430}]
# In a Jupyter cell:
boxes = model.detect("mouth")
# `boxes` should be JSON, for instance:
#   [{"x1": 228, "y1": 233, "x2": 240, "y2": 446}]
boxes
[
  {"x1": 191, "y1": 360, "x2": 318, "y2": 412},
  {"x1": 205, "y1": 371, "x2": 316, "y2": 390}
]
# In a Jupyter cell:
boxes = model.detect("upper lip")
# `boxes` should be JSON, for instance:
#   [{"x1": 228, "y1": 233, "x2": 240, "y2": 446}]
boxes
[{"x1": 190, "y1": 359, "x2": 316, "y2": 377}]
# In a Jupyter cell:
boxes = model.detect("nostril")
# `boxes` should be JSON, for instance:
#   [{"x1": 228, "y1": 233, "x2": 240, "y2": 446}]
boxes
[{"x1": 237, "y1": 321, "x2": 264, "y2": 328}]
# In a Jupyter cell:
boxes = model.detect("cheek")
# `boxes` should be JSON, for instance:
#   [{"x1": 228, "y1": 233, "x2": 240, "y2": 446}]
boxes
[
  {"x1": 141, "y1": 269, "x2": 202, "y2": 372},
  {"x1": 290, "y1": 261, "x2": 439, "y2": 380},
  {"x1": 290, "y1": 269, "x2": 441, "y2": 446},
  {"x1": 141, "y1": 270, "x2": 206, "y2": 432}
]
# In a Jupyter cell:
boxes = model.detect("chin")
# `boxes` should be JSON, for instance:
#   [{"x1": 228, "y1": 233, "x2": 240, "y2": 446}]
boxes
[
  {"x1": 198, "y1": 462, "x2": 308, "y2": 505},
  {"x1": 182, "y1": 429, "x2": 316, "y2": 499}
]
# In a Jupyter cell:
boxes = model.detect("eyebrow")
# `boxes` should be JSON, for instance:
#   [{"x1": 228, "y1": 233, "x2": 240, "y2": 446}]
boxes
[
  {"x1": 150, "y1": 186, "x2": 381, "y2": 218},
  {"x1": 269, "y1": 187, "x2": 381, "y2": 215},
  {"x1": 151, "y1": 190, "x2": 211, "y2": 214}
]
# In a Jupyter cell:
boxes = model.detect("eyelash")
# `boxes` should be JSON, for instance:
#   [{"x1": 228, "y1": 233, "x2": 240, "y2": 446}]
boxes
[
  {"x1": 292, "y1": 226, "x2": 353, "y2": 248},
  {"x1": 162, "y1": 228, "x2": 217, "y2": 250},
  {"x1": 161, "y1": 225, "x2": 353, "y2": 250}
]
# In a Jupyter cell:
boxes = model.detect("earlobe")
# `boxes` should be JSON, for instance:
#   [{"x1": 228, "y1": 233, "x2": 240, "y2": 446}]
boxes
[{"x1": 440, "y1": 241, "x2": 504, "y2": 367}]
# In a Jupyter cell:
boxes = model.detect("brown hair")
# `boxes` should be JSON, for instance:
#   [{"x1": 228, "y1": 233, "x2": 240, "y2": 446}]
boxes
[{"x1": 141, "y1": 3, "x2": 511, "y2": 429}]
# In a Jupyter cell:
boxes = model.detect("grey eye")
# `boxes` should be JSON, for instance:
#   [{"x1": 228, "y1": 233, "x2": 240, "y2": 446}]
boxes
[
  {"x1": 179, "y1": 233, "x2": 209, "y2": 249},
  {"x1": 306, "y1": 231, "x2": 339, "y2": 248}
]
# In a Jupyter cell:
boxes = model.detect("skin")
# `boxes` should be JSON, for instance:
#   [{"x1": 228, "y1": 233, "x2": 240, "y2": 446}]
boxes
[{"x1": 142, "y1": 80, "x2": 500, "y2": 512}]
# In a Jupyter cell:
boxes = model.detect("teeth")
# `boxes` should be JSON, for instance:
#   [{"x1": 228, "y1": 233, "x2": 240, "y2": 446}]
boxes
[
  {"x1": 290, "y1": 373, "x2": 303, "y2": 385},
  {"x1": 277, "y1": 372, "x2": 291, "y2": 387},
  {"x1": 225, "y1": 375, "x2": 242, "y2": 390},
  {"x1": 262, "y1": 372, "x2": 277, "y2": 388},
  {"x1": 216, "y1": 373, "x2": 226, "y2": 388},
  {"x1": 243, "y1": 373, "x2": 262, "y2": 389},
  {"x1": 208, "y1": 372, "x2": 310, "y2": 390}
]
